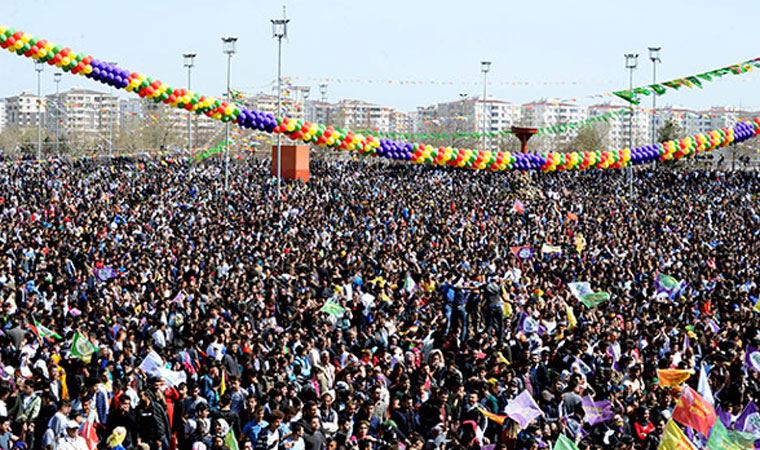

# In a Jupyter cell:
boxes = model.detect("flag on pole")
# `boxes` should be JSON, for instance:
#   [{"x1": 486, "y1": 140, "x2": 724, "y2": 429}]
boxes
[
  {"x1": 512, "y1": 199, "x2": 525, "y2": 215},
  {"x1": 224, "y1": 429, "x2": 240, "y2": 450},
  {"x1": 541, "y1": 243, "x2": 562, "y2": 255},
  {"x1": 220, "y1": 369, "x2": 227, "y2": 396},
  {"x1": 745, "y1": 346, "x2": 760, "y2": 373},
  {"x1": 70, "y1": 332, "x2": 96, "y2": 363},
  {"x1": 657, "y1": 369, "x2": 694, "y2": 387},
  {"x1": 476, "y1": 405, "x2": 507, "y2": 425},
  {"x1": 697, "y1": 363, "x2": 715, "y2": 405},
  {"x1": 566, "y1": 304, "x2": 578, "y2": 330},
  {"x1": 734, "y1": 401, "x2": 760, "y2": 438},
  {"x1": 319, "y1": 299, "x2": 345, "y2": 316},
  {"x1": 510, "y1": 246, "x2": 534, "y2": 260},
  {"x1": 553, "y1": 434, "x2": 579, "y2": 450},
  {"x1": 581, "y1": 396, "x2": 614, "y2": 425},
  {"x1": 658, "y1": 420, "x2": 696, "y2": 450},
  {"x1": 705, "y1": 419, "x2": 757, "y2": 450},
  {"x1": 30, "y1": 319, "x2": 62, "y2": 340},
  {"x1": 503, "y1": 390, "x2": 543, "y2": 430},
  {"x1": 671, "y1": 386, "x2": 716, "y2": 435},
  {"x1": 567, "y1": 282, "x2": 610, "y2": 308},
  {"x1": 656, "y1": 274, "x2": 688, "y2": 301}
]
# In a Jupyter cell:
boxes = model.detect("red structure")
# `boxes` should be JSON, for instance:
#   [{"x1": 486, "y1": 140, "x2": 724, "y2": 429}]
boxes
[
  {"x1": 272, "y1": 145, "x2": 310, "y2": 181},
  {"x1": 511, "y1": 126, "x2": 539, "y2": 154}
]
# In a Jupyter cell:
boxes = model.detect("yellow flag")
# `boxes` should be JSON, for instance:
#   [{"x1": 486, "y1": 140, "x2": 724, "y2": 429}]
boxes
[
  {"x1": 658, "y1": 369, "x2": 694, "y2": 387},
  {"x1": 658, "y1": 420, "x2": 696, "y2": 450},
  {"x1": 574, "y1": 233, "x2": 586, "y2": 254},
  {"x1": 220, "y1": 369, "x2": 226, "y2": 396},
  {"x1": 754, "y1": 297, "x2": 760, "y2": 314},
  {"x1": 566, "y1": 305, "x2": 578, "y2": 330}
]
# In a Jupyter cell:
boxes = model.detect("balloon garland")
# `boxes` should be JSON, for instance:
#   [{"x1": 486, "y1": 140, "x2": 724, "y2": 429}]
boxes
[{"x1": 1, "y1": 25, "x2": 759, "y2": 173}]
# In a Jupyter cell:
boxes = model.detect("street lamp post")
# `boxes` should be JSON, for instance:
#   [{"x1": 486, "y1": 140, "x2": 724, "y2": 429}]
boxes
[
  {"x1": 183, "y1": 53, "x2": 196, "y2": 153},
  {"x1": 222, "y1": 37, "x2": 237, "y2": 191},
  {"x1": 272, "y1": 7, "x2": 290, "y2": 197},
  {"x1": 480, "y1": 61, "x2": 491, "y2": 150},
  {"x1": 649, "y1": 47, "x2": 661, "y2": 145},
  {"x1": 35, "y1": 61, "x2": 43, "y2": 160},
  {"x1": 54, "y1": 72, "x2": 62, "y2": 155},
  {"x1": 106, "y1": 62, "x2": 118, "y2": 158},
  {"x1": 625, "y1": 53, "x2": 638, "y2": 195}
]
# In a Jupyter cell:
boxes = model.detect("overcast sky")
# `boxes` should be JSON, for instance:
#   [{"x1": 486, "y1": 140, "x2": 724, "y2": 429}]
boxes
[{"x1": 1, "y1": 0, "x2": 758, "y2": 112}]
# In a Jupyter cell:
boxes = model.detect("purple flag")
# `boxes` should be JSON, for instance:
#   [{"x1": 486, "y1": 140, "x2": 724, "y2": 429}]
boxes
[
  {"x1": 716, "y1": 404, "x2": 732, "y2": 429},
  {"x1": 745, "y1": 346, "x2": 760, "y2": 373},
  {"x1": 581, "y1": 396, "x2": 614, "y2": 425},
  {"x1": 707, "y1": 319, "x2": 720, "y2": 334},
  {"x1": 735, "y1": 401, "x2": 760, "y2": 438},
  {"x1": 504, "y1": 390, "x2": 544, "y2": 430}
]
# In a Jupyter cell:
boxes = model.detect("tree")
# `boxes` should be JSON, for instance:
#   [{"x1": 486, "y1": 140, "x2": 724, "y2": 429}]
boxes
[
  {"x1": 563, "y1": 124, "x2": 609, "y2": 153},
  {"x1": 657, "y1": 119, "x2": 682, "y2": 142}
]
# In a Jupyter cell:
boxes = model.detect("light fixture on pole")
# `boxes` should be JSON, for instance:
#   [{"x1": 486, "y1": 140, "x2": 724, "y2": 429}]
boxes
[
  {"x1": 35, "y1": 61, "x2": 44, "y2": 160},
  {"x1": 222, "y1": 37, "x2": 237, "y2": 191},
  {"x1": 53, "y1": 72, "x2": 62, "y2": 155},
  {"x1": 183, "y1": 53, "x2": 196, "y2": 153},
  {"x1": 624, "y1": 53, "x2": 638, "y2": 195},
  {"x1": 319, "y1": 83, "x2": 327, "y2": 102},
  {"x1": 106, "y1": 61, "x2": 118, "y2": 158},
  {"x1": 480, "y1": 61, "x2": 491, "y2": 150},
  {"x1": 272, "y1": 6, "x2": 290, "y2": 197},
  {"x1": 648, "y1": 47, "x2": 661, "y2": 144}
]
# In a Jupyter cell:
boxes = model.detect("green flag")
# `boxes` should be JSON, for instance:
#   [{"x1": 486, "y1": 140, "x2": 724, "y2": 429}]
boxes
[
  {"x1": 650, "y1": 84, "x2": 667, "y2": 95},
  {"x1": 224, "y1": 429, "x2": 240, "y2": 450},
  {"x1": 32, "y1": 319, "x2": 62, "y2": 340},
  {"x1": 581, "y1": 292, "x2": 611, "y2": 308},
  {"x1": 612, "y1": 90, "x2": 640, "y2": 105},
  {"x1": 70, "y1": 332, "x2": 96, "y2": 361},
  {"x1": 319, "y1": 300, "x2": 345, "y2": 317},
  {"x1": 553, "y1": 434, "x2": 579, "y2": 450},
  {"x1": 706, "y1": 420, "x2": 756, "y2": 450}
]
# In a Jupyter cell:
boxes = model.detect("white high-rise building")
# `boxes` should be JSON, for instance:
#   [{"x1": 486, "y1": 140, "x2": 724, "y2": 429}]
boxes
[
  {"x1": 0, "y1": 100, "x2": 6, "y2": 132},
  {"x1": 45, "y1": 88, "x2": 118, "y2": 141},
  {"x1": 5, "y1": 92, "x2": 46, "y2": 128}
]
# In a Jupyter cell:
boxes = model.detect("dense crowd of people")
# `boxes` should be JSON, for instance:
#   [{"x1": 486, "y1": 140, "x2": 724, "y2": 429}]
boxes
[{"x1": 0, "y1": 153, "x2": 756, "y2": 450}]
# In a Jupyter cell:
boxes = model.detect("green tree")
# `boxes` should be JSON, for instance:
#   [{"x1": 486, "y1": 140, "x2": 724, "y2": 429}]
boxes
[
  {"x1": 563, "y1": 125, "x2": 608, "y2": 152},
  {"x1": 657, "y1": 119, "x2": 682, "y2": 142}
]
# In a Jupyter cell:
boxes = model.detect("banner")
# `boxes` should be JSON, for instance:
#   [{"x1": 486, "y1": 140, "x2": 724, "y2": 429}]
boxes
[{"x1": 614, "y1": 57, "x2": 760, "y2": 105}]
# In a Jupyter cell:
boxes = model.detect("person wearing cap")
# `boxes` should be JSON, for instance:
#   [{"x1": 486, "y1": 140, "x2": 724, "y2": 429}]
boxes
[{"x1": 53, "y1": 421, "x2": 87, "y2": 450}]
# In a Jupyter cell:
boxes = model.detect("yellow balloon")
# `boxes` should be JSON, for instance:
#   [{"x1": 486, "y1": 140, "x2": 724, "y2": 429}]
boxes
[
  {"x1": 21, "y1": 33, "x2": 31, "y2": 43},
  {"x1": 0, "y1": 26, "x2": 6, "y2": 35},
  {"x1": 326, "y1": 137, "x2": 335, "y2": 145}
]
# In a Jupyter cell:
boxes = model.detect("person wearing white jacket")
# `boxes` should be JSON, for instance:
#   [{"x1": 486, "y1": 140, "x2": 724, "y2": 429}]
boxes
[{"x1": 53, "y1": 421, "x2": 87, "y2": 450}]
